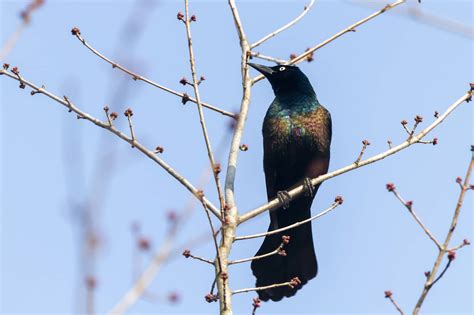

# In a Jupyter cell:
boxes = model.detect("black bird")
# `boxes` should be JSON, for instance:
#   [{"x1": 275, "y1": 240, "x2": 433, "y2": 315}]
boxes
[{"x1": 249, "y1": 63, "x2": 332, "y2": 301}]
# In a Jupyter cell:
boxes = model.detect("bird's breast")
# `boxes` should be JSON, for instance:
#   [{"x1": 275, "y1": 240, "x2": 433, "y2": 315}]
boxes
[{"x1": 263, "y1": 106, "x2": 331, "y2": 157}]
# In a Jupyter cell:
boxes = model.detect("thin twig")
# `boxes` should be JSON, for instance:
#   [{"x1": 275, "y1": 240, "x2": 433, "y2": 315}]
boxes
[
  {"x1": 124, "y1": 109, "x2": 136, "y2": 148},
  {"x1": 0, "y1": 68, "x2": 221, "y2": 219},
  {"x1": 183, "y1": 250, "x2": 214, "y2": 265},
  {"x1": 385, "y1": 291, "x2": 404, "y2": 315},
  {"x1": 235, "y1": 201, "x2": 340, "y2": 241},
  {"x1": 183, "y1": 0, "x2": 226, "y2": 216},
  {"x1": 239, "y1": 89, "x2": 472, "y2": 223},
  {"x1": 252, "y1": 0, "x2": 407, "y2": 84},
  {"x1": 249, "y1": 51, "x2": 286, "y2": 64},
  {"x1": 228, "y1": 239, "x2": 287, "y2": 265},
  {"x1": 355, "y1": 140, "x2": 370, "y2": 165},
  {"x1": 447, "y1": 239, "x2": 470, "y2": 252},
  {"x1": 232, "y1": 277, "x2": 300, "y2": 295},
  {"x1": 250, "y1": 0, "x2": 315, "y2": 49},
  {"x1": 71, "y1": 31, "x2": 236, "y2": 119},
  {"x1": 390, "y1": 189, "x2": 442, "y2": 250}
]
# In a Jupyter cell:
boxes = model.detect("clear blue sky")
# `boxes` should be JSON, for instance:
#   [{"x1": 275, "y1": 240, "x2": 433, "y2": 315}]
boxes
[{"x1": 1, "y1": 0, "x2": 472, "y2": 314}]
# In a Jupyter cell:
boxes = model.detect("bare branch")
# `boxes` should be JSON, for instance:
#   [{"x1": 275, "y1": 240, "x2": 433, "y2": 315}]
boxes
[
  {"x1": 250, "y1": 0, "x2": 315, "y2": 49},
  {"x1": 228, "y1": 236, "x2": 288, "y2": 265},
  {"x1": 252, "y1": 0, "x2": 407, "y2": 84},
  {"x1": 235, "y1": 200, "x2": 341, "y2": 241},
  {"x1": 232, "y1": 277, "x2": 301, "y2": 295},
  {"x1": 355, "y1": 140, "x2": 370, "y2": 165},
  {"x1": 447, "y1": 239, "x2": 470, "y2": 252},
  {"x1": 71, "y1": 29, "x2": 236, "y2": 119},
  {"x1": 183, "y1": 0, "x2": 226, "y2": 215},
  {"x1": 249, "y1": 51, "x2": 286, "y2": 64},
  {"x1": 0, "y1": 68, "x2": 221, "y2": 219},
  {"x1": 182, "y1": 249, "x2": 214, "y2": 265},
  {"x1": 124, "y1": 108, "x2": 136, "y2": 147},
  {"x1": 388, "y1": 187, "x2": 442, "y2": 250},
  {"x1": 384, "y1": 291, "x2": 404, "y2": 315},
  {"x1": 239, "y1": 89, "x2": 472, "y2": 224}
]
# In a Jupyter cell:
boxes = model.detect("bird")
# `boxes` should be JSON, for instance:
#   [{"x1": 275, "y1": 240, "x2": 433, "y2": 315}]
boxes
[{"x1": 248, "y1": 63, "x2": 332, "y2": 302}]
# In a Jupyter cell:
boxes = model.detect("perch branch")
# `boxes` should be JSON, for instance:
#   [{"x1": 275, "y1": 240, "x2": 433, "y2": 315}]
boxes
[{"x1": 239, "y1": 89, "x2": 472, "y2": 223}]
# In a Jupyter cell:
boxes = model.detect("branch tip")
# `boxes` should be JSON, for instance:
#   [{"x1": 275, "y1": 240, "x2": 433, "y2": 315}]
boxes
[{"x1": 71, "y1": 27, "x2": 81, "y2": 36}]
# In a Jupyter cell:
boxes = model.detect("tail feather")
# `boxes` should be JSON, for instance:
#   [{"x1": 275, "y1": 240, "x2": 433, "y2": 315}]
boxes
[{"x1": 251, "y1": 197, "x2": 317, "y2": 301}]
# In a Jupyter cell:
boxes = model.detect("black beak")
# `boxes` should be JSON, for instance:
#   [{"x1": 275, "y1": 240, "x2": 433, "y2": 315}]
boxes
[{"x1": 248, "y1": 63, "x2": 274, "y2": 77}]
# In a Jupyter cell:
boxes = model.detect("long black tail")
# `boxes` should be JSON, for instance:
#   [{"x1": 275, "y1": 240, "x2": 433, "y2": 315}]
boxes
[{"x1": 251, "y1": 196, "x2": 317, "y2": 301}]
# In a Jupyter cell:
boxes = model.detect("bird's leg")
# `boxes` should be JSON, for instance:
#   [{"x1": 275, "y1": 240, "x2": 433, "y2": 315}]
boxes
[
  {"x1": 303, "y1": 177, "x2": 314, "y2": 197},
  {"x1": 277, "y1": 191, "x2": 292, "y2": 209}
]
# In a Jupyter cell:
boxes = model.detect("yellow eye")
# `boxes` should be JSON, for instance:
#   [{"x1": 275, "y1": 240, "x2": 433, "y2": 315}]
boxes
[{"x1": 279, "y1": 66, "x2": 286, "y2": 71}]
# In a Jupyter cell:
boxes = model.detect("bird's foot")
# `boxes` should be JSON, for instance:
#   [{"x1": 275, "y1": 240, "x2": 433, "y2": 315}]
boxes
[
  {"x1": 303, "y1": 177, "x2": 314, "y2": 197},
  {"x1": 277, "y1": 191, "x2": 292, "y2": 209}
]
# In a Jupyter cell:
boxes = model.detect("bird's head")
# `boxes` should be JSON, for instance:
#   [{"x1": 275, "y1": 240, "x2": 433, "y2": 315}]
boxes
[{"x1": 248, "y1": 63, "x2": 315, "y2": 98}]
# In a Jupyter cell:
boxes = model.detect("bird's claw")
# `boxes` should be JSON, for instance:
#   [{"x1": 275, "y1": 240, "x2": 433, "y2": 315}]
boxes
[
  {"x1": 303, "y1": 177, "x2": 314, "y2": 197},
  {"x1": 277, "y1": 191, "x2": 292, "y2": 209}
]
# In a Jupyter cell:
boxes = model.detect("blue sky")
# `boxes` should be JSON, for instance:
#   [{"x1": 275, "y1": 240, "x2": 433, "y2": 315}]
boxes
[{"x1": 1, "y1": 0, "x2": 472, "y2": 314}]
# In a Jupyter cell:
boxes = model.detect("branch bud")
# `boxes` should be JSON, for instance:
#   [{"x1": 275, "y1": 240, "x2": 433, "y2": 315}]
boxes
[
  {"x1": 386, "y1": 183, "x2": 395, "y2": 192},
  {"x1": 71, "y1": 27, "x2": 81, "y2": 35}
]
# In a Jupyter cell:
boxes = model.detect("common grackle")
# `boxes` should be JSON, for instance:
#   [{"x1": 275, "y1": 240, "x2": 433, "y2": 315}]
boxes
[{"x1": 249, "y1": 63, "x2": 332, "y2": 301}]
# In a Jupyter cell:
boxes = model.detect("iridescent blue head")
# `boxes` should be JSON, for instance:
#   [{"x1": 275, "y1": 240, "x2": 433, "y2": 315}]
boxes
[{"x1": 248, "y1": 63, "x2": 316, "y2": 99}]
